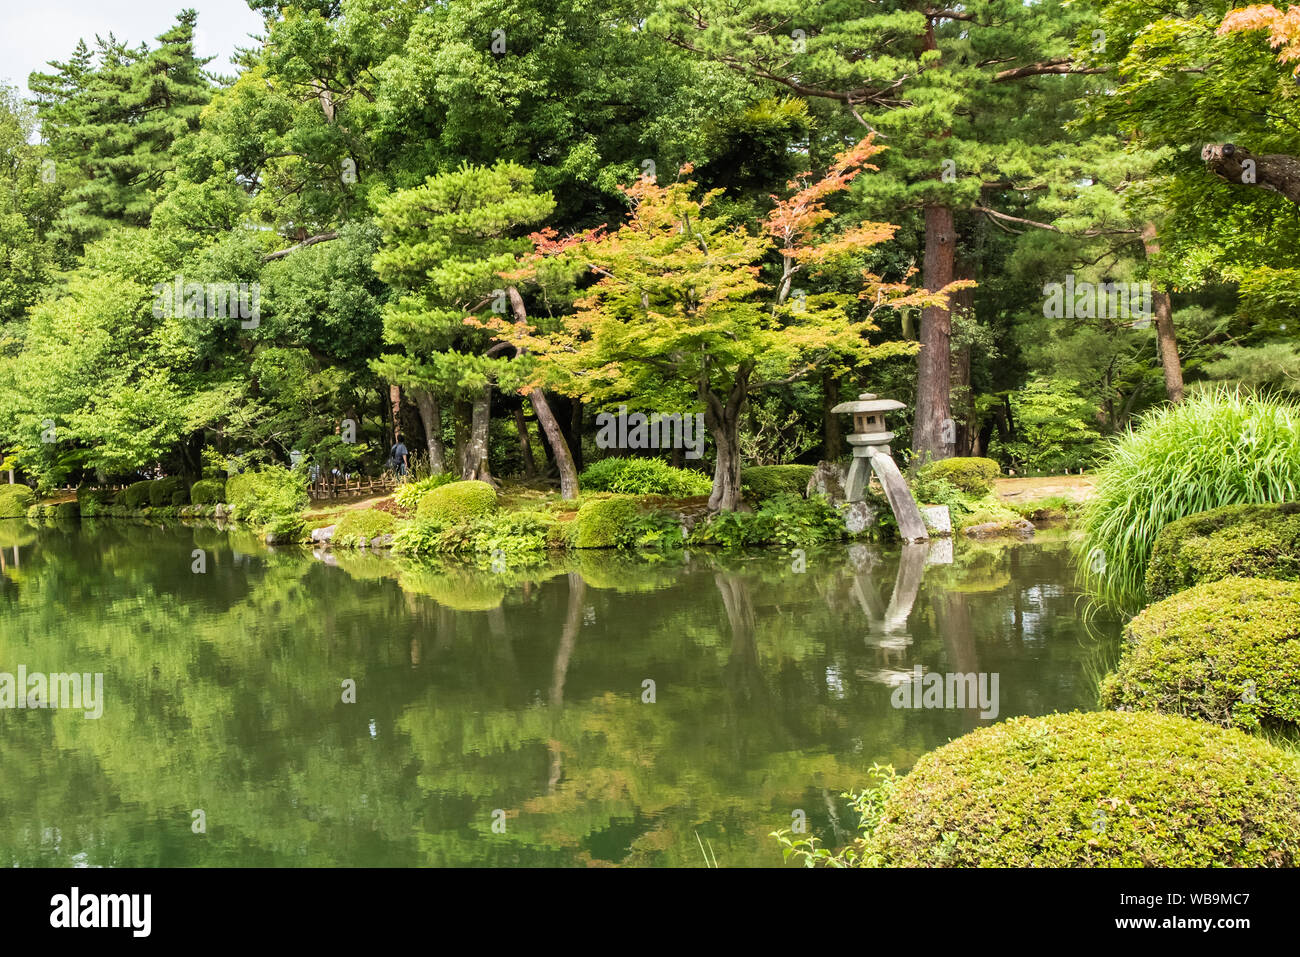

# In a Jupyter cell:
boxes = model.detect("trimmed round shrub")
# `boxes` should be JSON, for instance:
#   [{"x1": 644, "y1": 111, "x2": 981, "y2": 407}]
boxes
[
  {"x1": 1100, "y1": 578, "x2": 1300, "y2": 734},
  {"x1": 123, "y1": 481, "x2": 154, "y2": 509},
  {"x1": 392, "y1": 473, "x2": 457, "y2": 511},
  {"x1": 573, "y1": 495, "x2": 644, "y2": 548},
  {"x1": 1080, "y1": 388, "x2": 1300, "y2": 599},
  {"x1": 54, "y1": 501, "x2": 79, "y2": 520},
  {"x1": 0, "y1": 484, "x2": 36, "y2": 519},
  {"x1": 333, "y1": 509, "x2": 398, "y2": 547},
  {"x1": 916, "y1": 456, "x2": 1001, "y2": 495},
  {"x1": 26, "y1": 503, "x2": 46, "y2": 522},
  {"x1": 415, "y1": 480, "x2": 497, "y2": 524},
  {"x1": 149, "y1": 477, "x2": 189, "y2": 507},
  {"x1": 868, "y1": 710, "x2": 1300, "y2": 867},
  {"x1": 189, "y1": 479, "x2": 227, "y2": 505},
  {"x1": 579, "y1": 457, "x2": 712, "y2": 496},
  {"x1": 1146, "y1": 502, "x2": 1300, "y2": 599},
  {"x1": 740, "y1": 464, "x2": 816, "y2": 501}
]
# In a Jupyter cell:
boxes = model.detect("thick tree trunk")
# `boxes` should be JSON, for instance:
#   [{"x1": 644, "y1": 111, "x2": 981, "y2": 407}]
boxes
[
  {"x1": 505, "y1": 286, "x2": 580, "y2": 498},
  {"x1": 821, "y1": 368, "x2": 842, "y2": 459},
  {"x1": 461, "y1": 385, "x2": 493, "y2": 482},
  {"x1": 1202, "y1": 143, "x2": 1300, "y2": 206},
  {"x1": 914, "y1": 204, "x2": 957, "y2": 463},
  {"x1": 950, "y1": 278, "x2": 976, "y2": 456},
  {"x1": 703, "y1": 367, "x2": 751, "y2": 512},
  {"x1": 1140, "y1": 224, "x2": 1185, "y2": 405},
  {"x1": 513, "y1": 406, "x2": 537, "y2": 478},
  {"x1": 410, "y1": 387, "x2": 446, "y2": 473}
]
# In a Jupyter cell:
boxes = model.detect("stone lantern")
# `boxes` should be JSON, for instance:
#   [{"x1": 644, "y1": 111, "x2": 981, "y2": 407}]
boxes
[{"x1": 830, "y1": 392, "x2": 929, "y2": 543}]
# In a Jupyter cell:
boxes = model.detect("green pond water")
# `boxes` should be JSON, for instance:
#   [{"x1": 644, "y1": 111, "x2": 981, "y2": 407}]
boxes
[{"x1": 0, "y1": 520, "x2": 1122, "y2": 867}]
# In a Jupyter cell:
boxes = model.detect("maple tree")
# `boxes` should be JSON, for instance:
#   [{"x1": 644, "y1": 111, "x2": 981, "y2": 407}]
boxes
[{"x1": 486, "y1": 137, "x2": 962, "y2": 511}]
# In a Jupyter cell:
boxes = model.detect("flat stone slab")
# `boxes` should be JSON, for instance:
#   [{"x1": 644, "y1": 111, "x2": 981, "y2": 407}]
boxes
[{"x1": 963, "y1": 518, "x2": 1036, "y2": 541}]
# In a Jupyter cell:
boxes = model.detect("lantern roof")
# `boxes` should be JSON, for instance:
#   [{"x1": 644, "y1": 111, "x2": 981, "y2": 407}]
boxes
[{"x1": 830, "y1": 393, "x2": 906, "y2": 415}]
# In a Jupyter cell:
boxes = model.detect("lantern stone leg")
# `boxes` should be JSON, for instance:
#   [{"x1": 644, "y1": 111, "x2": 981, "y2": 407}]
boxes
[
  {"x1": 867, "y1": 446, "x2": 929, "y2": 543},
  {"x1": 830, "y1": 392, "x2": 930, "y2": 544}
]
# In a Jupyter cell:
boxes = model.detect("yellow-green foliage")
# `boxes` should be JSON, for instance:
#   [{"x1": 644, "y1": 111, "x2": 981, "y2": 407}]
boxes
[
  {"x1": 332, "y1": 509, "x2": 398, "y2": 547},
  {"x1": 868, "y1": 711, "x2": 1300, "y2": 867},
  {"x1": 1146, "y1": 502, "x2": 1300, "y2": 599},
  {"x1": 415, "y1": 480, "x2": 497, "y2": 524},
  {"x1": 916, "y1": 457, "x2": 1001, "y2": 495},
  {"x1": 573, "y1": 495, "x2": 643, "y2": 548},
  {"x1": 1100, "y1": 578, "x2": 1300, "y2": 734},
  {"x1": 0, "y1": 484, "x2": 36, "y2": 518}
]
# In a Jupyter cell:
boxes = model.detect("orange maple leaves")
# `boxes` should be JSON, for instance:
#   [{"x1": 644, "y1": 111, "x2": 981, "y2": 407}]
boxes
[{"x1": 1219, "y1": 4, "x2": 1300, "y2": 73}]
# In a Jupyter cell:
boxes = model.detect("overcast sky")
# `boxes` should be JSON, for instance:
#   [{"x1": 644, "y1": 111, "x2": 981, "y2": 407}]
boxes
[{"x1": 1, "y1": 1, "x2": 266, "y2": 95}]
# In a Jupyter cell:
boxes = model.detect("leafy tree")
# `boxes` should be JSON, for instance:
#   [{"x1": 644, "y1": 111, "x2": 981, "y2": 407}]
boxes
[{"x1": 491, "y1": 138, "x2": 945, "y2": 510}]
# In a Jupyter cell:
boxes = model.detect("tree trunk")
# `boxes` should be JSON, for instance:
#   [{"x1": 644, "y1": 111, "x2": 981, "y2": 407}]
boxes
[
  {"x1": 461, "y1": 385, "x2": 493, "y2": 481},
  {"x1": 505, "y1": 286, "x2": 580, "y2": 498},
  {"x1": 1202, "y1": 143, "x2": 1300, "y2": 205},
  {"x1": 410, "y1": 387, "x2": 446, "y2": 473},
  {"x1": 453, "y1": 397, "x2": 468, "y2": 474},
  {"x1": 1141, "y1": 223, "x2": 1185, "y2": 405},
  {"x1": 914, "y1": 203, "x2": 957, "y2": 463},
  {"x1": 703, "y1": 367, "x2": 751, "y2": 512},
  {"x1": 513, "y1": 406, "x2": 537, "y2": 479},
  {"x1": 822, "y1": 368, "x2": 842, "y2": 459},
  {"x1": 389, "y1": 384, "x2": 402, "y2": 445}
]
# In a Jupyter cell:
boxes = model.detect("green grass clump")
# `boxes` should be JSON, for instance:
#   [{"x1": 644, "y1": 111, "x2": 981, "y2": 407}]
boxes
[
  {"x1": 1145, "y1": 502, "x2": 1300, "y2": 599},
  {"x1": 225, "y1": 466, "x2": 309, "y2": 529},
  {"x1": 332, "y1": 509, "x2": 398, "y2": 547},
  {"x1": 915, "y1": 456, "x2": 1001, "y2": 495},
  {"x1": 189, "y1": 479, "x2": 227, "y2": 505},
  {"x1": 393, "y1": 472, "x2": 457, "y2": 510},
  {"x1": 0, "y1": 484, "x2": 36, "y2": 518},
  {"x1": 868, "y1": 711, "x2": 1300, "y2": 867},
  {"x1": 579, "y1": 457, "x2": 712, "y2": 496},
  {"x1": 415, "y1": 479, "x2": 497, "y2": 524},
  {"x1": 1100, "y1": 578, "x2": 1300, "y2": 735},
  {"x1": 1080, "y1": 388, "x2": 1300, "y2": 600},
  {"x1": 740, "y1": 464, "x2": 816, "y2": 501}
]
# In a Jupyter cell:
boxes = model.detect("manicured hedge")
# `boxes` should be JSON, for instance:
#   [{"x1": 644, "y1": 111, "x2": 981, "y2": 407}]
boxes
[
  {"x1": 1145, "y1": 501, "x2": 1300, "y2": 599},
  {"x1": 333, "y1": 509, "x2": 398, "y2": 547},
  {"x1": 915, "y1": 456, "x2": 1001, "y2": 495},
  {"x1": 740, "y1": 464, "x2": 815, "y2": 501},
  {"x1": 868, "y1": 710, "x2": 1300, "y2": 867},
  {"x1": 1100, "y1": 577, "x2": 1300, "y2": 734},
  {"x1": 189, "y1": 479, "x2": 227, "y2": 505},
  {"x1": 149, "y1": 477, "x2": 189, "y2": 507},
  {"x1": 415, "y1": 480, "x2": 497, "y2": 524},
  {"x1": 0, "y1": 484, "x2": 36, "y2": 518}
]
